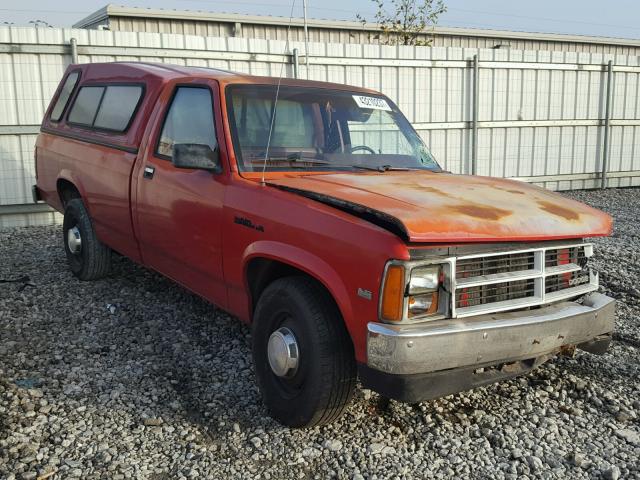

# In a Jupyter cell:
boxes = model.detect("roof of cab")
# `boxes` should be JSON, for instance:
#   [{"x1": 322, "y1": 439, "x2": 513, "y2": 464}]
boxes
[{"x1": 75, "y1": 61, "x2": 379, "y2": 94}]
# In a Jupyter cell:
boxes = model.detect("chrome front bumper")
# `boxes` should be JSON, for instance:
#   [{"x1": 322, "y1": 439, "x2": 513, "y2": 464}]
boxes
[{"x1": 367, "y1": 292, "x2": 615, "y2": 375}]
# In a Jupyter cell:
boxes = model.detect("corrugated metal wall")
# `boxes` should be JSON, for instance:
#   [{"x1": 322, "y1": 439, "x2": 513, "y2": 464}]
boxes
[
  {"x1": 1, "y1": 26, "x2": 639, "y2": 227},
  {"x1": 104, "y1": 15, "x2": 640, "y2": 56}
]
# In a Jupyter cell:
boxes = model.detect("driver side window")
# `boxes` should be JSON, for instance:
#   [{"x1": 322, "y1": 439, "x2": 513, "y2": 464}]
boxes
[{"x1": 157, "y1": 86, "x2": 217, "y2": 159}]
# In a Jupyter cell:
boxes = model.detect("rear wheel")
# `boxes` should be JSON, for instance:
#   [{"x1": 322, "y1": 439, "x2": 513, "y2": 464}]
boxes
[
  {"x1": 252, "y1": 276, "x2": 357, "y2": 427},
  {"x1": 62, "y1": 198, "x2": 111, "y2": 280}
]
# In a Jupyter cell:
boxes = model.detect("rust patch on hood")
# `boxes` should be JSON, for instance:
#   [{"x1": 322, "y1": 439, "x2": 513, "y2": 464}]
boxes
[
  {"x1": 493, "y1": 185, "x2": 526, "y2": 195},
  {"x1": 446, "y1": 204, "x2": 512, "y2": 221},
  {"x1": 420, "y1": 186, "x2": 456, "y2": 199},
  {"x1": 538, "y1": 201, "x2": 580, "y2": 221},
  {"x1": 392, "y1": 184, "x2": 456, "y2": 199}
]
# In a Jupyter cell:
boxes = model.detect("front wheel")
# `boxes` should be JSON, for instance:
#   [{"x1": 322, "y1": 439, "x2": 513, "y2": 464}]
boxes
[
  {"x1": 62, "y1": 198, "x2": 111, "y2": 280},
  {"x1": 252, "y1": 276, "x2": 357, "y2": 427}
]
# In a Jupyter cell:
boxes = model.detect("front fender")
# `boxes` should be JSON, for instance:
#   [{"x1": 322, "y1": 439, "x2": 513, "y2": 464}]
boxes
[{"x1": 243, "y1": 240, "x2": 355, "y2": 335}]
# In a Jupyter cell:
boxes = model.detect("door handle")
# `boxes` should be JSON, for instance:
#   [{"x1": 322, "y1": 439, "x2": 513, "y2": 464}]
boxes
[{"x1": 143, "y1": 165, "x2": 155, "y2": 179}]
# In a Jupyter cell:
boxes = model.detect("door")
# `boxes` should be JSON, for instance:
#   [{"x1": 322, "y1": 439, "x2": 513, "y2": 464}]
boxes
[{"x1": 134, "y1": 82, "x2": 227, "y2": 308}]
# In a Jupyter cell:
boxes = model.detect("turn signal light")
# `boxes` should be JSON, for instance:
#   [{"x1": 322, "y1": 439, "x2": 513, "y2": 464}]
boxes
[{"x1": 381, "y1": 264, "x2": 405, "y2": 322}]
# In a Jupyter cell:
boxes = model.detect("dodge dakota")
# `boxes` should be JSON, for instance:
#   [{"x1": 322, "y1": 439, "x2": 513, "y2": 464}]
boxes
[{"x1": 34, "y1": 62, "x2": 615, "y2": 427}]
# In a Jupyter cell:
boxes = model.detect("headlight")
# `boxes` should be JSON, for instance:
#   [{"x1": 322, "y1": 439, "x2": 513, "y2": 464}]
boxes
[
  {"x1": 408, "y1": 266, "x2": 440, "y2": 294},
  {"x1": 408, "y1": 292, "x2": 438, "y2": 318},
  {"x1": 408, "y1": 265, "x2": 440, "y2": 317},
  {"x1": 380, "y1": 262, "x2": 444, "y2": 323}
]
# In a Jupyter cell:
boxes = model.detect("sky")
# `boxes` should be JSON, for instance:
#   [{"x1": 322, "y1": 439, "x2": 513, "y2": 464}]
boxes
[{"x1": 1, "y1": 0, "x2": 640, "y2": 40}]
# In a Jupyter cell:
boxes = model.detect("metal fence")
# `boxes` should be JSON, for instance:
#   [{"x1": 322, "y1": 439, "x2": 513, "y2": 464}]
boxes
[{"x1": 1, "y1": 26, "x2": 640, "y2": 227}]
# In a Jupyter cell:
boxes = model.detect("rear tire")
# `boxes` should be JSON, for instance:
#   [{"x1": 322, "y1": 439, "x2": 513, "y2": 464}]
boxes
[
  {"x1": 62, "y1": 198, "x2": 111, "y2": 280},
  {"x1": 252, "y1": 276, "x2": 357, "y2": 427}
]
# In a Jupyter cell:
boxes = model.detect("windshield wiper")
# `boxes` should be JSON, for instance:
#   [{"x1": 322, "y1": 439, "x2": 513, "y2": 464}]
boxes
[
  {"x1": 350, "y1": 165, "x2": 381, "y2": 172},
  {"x1": 285, "y1": 152, "x2": 331, "y2": 164},
  {"x1": 350, "y1": 164, "x2": 412, "y2": 172},
  {"x1": 252, "y1": 151, "x2": 331, "y2": 166}
]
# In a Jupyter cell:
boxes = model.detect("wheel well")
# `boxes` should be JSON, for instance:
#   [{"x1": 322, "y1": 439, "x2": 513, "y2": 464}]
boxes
[
  {"x1": 246, "y1": 258, "x2": 335, "y2": 318},
  {"x1": 57, "y1": 179, "x2": 81, "y2": 207}
]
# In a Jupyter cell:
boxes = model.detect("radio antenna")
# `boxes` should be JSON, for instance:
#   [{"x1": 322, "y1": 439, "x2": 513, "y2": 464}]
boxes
[{"x1": 261, "y1": 0, "x2": 297, "y2": 185}]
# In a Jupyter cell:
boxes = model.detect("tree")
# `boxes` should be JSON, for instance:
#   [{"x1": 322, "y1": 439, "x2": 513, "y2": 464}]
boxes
[{"x1": 357, "y1": 0, "x2": 446, "y2": 46}]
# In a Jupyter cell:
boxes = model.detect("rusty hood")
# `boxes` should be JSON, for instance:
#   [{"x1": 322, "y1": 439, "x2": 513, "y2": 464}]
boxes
[{"x1": 267, "y1": 171, "x2": 613, "y2": 243}]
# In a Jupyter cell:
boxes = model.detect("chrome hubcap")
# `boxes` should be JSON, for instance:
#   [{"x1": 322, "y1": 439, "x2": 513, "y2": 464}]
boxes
[
  {"x1": 67, "y1": 226, "x2": 82, "y2": 254},
  {"x1": 267, "y1": 327, "x2": 299, "y2": 377}
]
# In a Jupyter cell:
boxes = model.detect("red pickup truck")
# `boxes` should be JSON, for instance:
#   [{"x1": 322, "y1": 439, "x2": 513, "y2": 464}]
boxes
[{"x1": 34, "y1": 62, "x2": 615, "y2": 427}]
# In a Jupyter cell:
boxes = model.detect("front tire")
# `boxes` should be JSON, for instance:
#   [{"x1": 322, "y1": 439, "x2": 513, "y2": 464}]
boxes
[
  {"x1": 62, "y1": 198, "x2": 111, "y2": 280},
  {"x1": 252, "y1": 276, "x2": 357, "y2": 428}
]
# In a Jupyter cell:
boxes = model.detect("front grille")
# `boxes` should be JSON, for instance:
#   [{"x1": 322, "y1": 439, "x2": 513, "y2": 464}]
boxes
[
  {"x1": 456, "y1": 278, "x2": 535, "y2": 309},
  {"x1": 456, "y1": 252, "x2": 535, "y2": 278},
  {"x1": 545, "y1": 246, "x2": 588, "y2": 268},
  {"x1": 545, "y1": 270, "x2": 591, "y2": 293},
  {"x1": 451, "y1": 243, "x2": 597, "y2": 317}
]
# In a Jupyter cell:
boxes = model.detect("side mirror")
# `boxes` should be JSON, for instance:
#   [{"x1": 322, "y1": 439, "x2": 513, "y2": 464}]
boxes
[{"x1": 172, "y1": 143, "x2": 221, "y2": 172}]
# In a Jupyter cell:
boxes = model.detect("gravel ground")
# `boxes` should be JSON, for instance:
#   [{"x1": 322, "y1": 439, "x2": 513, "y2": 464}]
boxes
[{"x1": 1, "y1": 188, "x2": 639, "y2": 480}]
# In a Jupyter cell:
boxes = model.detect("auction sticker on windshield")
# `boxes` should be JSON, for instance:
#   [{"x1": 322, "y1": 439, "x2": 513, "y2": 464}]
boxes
[{"x1": 352, "y1": 95, "x2": 392, "y2": 111}]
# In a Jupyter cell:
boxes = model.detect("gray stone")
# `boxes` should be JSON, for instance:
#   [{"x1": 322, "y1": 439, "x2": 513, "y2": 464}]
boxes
[
  {"x1": 615, "y1": 429, "x2": 640, "y2": 446},
  {"x1": 368, "y1": 443, "x2": 385, "y2": 454},
  {"x1": 323, "y1": 439, "x2": 343, "y2": 452},
  {"x1": 569, "y1": 452, "x2": 586, "y2": 467},
  {"x1": 526, "y1": 455, "x2": 543, "y2": 471},
  {"x1": 603, "y1": 466, "x2": 621, "y2": 480},
  {"x1": 302, "y1": 447, "x2": 321, "y2": 458},
  {"x1": 615, "y1": 412, "x2": 631, "y2": 422},
  {"x1": 249, "y1": 437, "x2": 262, "y2": 449}
]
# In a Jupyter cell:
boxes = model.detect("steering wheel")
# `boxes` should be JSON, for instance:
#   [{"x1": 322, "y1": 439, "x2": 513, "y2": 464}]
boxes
[{"x1": 349, "y1": 145, "x2": 376, "y2": 154}]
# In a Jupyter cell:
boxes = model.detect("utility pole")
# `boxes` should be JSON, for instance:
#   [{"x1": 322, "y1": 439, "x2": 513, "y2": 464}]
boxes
[{"x1": 303, "y1": 0, "x2": 309, "y2": 79}]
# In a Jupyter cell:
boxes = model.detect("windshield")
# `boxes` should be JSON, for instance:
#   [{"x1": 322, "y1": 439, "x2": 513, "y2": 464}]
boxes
[{"x1": 227, "y1": 85, "x2": 441, "y2": 172}]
